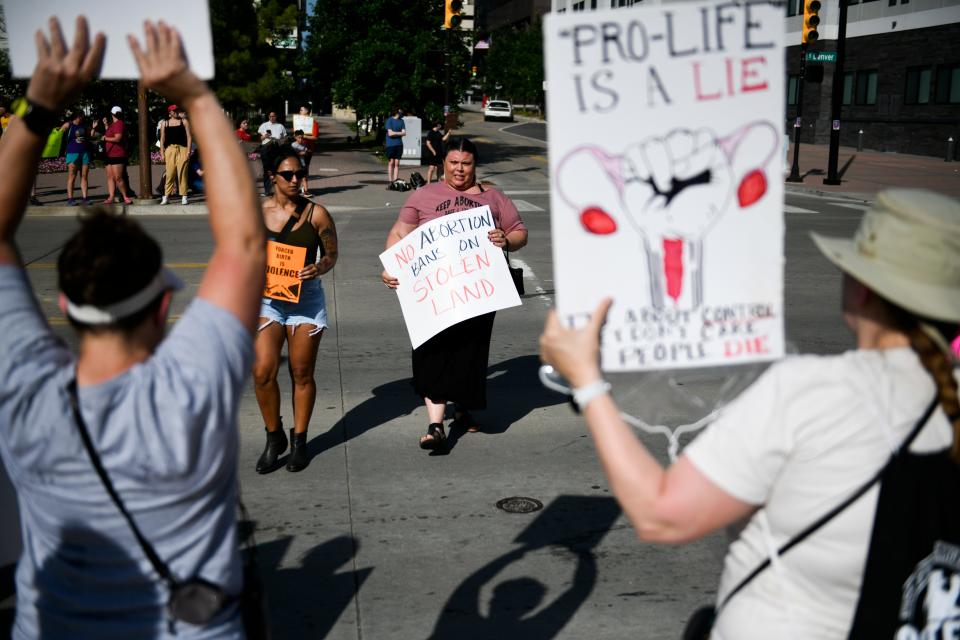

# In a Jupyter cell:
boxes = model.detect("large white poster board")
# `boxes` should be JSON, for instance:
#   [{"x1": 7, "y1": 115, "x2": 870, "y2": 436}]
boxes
[
  {"x1": 545, "y1": 1, "x2": 785, "y2": 372},
  {"x1": 380, "y1": 206, "x2": 522, "y2": 348},
  {"x1": 3, "y1": 0, "x2": 215, "y2": 80}
]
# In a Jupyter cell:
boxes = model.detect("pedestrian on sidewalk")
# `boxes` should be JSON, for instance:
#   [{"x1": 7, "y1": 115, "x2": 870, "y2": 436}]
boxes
[
  {"x1": 540, "y1": 189, "x2": 960, "y2": 638},
  {"x1": 258, "y1": 111, "x2": 287, "y2": 196},
  {"x1": 0, "y1": 18, "x2": 265, "y2": 637},
  {"x1": 291, "y1": 129, "x2": 314, "y2": 194},
  {"x1": 236, "y1": 117, "x2": 253, "y2": 142},
  {"x1": 252, "y1": 147, "x2": 339, "y2": 473},
  {"x1": 424, "y1": 121, "x2": 448, "y2": 183},
  {"x1": 101, "y1": 105, "x2": 132, "y2": 204},
  {"x1": 159, "y1": 104, "x2": 192, "y2": 205},
  {"x1": 385, "y1": 107, "x2": 405, "y2": 186},
  {"x1": 382, "y1": 137, "x2": 528, "y2": 449},
  {"x1": 60, "y1": 112, "x2": 92, "y2": 205}
]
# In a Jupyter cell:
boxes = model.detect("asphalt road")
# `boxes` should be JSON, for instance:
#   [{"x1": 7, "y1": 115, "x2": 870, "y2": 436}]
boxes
[{"x1": 2, "y1": 111, "x2": 864, "y2": 639}]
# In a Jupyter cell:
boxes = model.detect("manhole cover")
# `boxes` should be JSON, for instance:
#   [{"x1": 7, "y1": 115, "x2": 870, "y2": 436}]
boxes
[{"x1": 496, "y1": 497, "x2": 543, "y2": 514}]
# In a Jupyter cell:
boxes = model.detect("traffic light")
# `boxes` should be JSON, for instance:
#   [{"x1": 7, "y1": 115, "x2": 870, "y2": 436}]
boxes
[
  {"x1": 802, "y1": 0, "x2": 821, "y2": 44},
  {"x1": 471, "y1": 65, "x2": 478, "y2": 78},
  {"x1": 444, "y1": 0, "x2": 463, "y2": 29}
]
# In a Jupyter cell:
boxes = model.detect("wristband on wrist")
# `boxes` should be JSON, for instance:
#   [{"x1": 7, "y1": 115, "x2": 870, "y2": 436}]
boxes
[
  {"x1": 571, "y1": 379, "x2": 611, "y2": 412},
  {"x1": 13, "y1": 98, "x2": 59, "y2": 136}
]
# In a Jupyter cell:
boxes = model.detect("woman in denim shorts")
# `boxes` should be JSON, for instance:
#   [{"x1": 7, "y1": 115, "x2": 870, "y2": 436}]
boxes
[{"x1": 253, "y1": 148, "x2": 339, "y2": 473}]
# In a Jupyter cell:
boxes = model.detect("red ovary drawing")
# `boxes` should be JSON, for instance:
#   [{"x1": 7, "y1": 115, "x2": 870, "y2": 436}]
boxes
[{"x1": 556, "y1": 122, "x2": 779, "y2": 311}]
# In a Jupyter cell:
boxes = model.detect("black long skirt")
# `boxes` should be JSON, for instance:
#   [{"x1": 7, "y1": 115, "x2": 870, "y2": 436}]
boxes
[{"x1": 411, "y1": 311, "x2": 496, "y2": 409}]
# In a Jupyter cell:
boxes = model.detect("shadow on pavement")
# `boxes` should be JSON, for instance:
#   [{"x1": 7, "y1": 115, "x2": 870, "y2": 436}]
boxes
[
  {"x1": 250, "y1": 530, "x2": 371, "y2": 640},
  {"x1": 306, "y1": 355, "x2": 565, "y2": 460},
  {"x1": 429, "y1": 495, "x2": 621, "y2": 640},
  {"x1": 476, "y1": 144, "x2": 546, "y2": 166}
]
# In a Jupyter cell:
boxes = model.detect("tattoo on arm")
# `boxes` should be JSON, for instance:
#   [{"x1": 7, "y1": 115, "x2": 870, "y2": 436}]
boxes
[{"x1": 320, "y1": 226, "x2": 338, "y2": 260}]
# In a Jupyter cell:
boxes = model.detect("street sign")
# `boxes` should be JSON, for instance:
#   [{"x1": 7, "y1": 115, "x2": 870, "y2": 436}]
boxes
[{"x1": 806, "y1": 51, "x2": 837, "y2": 63}]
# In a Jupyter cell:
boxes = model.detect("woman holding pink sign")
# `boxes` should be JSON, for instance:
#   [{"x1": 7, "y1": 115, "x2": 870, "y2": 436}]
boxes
[{"x1": 382, "y1": 137, "x2": 528, "y2": 450}]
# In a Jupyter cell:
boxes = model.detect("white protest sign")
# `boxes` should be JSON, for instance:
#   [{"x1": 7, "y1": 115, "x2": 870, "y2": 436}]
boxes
[
  {"x1": 3, "y1": 0, "x2": 215, "y2": 80},
  {"x1": 545, "y1": 0, "x2": 785, "y2": 372},
  {"x1": 380, "y1": 206, "x2": 522, "y2": 348}
]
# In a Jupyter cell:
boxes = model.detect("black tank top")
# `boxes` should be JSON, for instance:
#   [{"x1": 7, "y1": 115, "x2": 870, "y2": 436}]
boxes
[
  {"x1": 269, "y1": 201, "x2": 321, "y2": 266},
  {"x1": 165, "y1": 121, "x2": 187, "y2": 147}
]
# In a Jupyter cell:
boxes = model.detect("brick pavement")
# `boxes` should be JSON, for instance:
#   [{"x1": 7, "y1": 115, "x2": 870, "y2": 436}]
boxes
[{"x1": 783, "y1": 141, "x2": 960, "y2": 200}]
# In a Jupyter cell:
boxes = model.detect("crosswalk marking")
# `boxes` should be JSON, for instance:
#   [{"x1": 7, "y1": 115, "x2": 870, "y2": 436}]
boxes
[
  {"x1": 512, "y1": 199, "x2": 545, "y2": 212},
  {"x1": 831, "y1": 202, "x2": 869, "y2": 211},
  {"x1": 784, "y1": 205, "x2": 817, "y2": 214}
]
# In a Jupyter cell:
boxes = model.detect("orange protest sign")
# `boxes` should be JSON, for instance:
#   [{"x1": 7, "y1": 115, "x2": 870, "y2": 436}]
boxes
[{"x1": 264, "y1": 240, "x2": 307, "y2": 303}]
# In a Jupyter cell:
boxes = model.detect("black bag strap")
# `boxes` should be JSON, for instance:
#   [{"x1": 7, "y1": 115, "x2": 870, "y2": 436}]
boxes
[
  {"x1": 67, "y1": 379, "x2": 178, "y2": 588},
  {"x1": 717, "y1": 395, "x2": 939, "y2": 613},
  {"x1": 276, "y1": 213, "x2": 299, "y2": 243}
]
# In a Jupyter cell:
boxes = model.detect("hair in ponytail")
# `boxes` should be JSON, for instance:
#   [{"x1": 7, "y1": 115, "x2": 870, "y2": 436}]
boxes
[{"x1": 888, "y1": 304, "x2": 960, "y2": 461}]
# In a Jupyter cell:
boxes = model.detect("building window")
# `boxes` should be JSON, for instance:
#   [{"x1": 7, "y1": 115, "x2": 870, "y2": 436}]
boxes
[
  {"x1": 572, "y1": 0, "x2": 585, "y2": 10},
  {"x1": 787, "y1": 75, "x2": 800, "y2": 105},
  {"x1": 786, "y1": 0, "x2": 799, "y2": 16},
  {"x1": 935, "y1": 64, "x2": 960, "y2": 104},
  {"x1": 842, "y1": 73, "x2": 854, "y2": 105},
  {"x1": 855, "y1": 70, "x2": 878, "y2": 105},
  {"x1": 905, "y1": 67, "x2": 932, "y2": 104}
]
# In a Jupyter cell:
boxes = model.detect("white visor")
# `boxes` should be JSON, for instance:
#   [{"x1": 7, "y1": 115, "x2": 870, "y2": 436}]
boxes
[{"x1": 65, "y1": 268, "x2": 183, "y2": 325}]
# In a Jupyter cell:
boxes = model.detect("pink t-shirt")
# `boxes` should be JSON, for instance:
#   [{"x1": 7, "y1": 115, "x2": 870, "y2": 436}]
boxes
[
  {"x1": 399, "y1": 182, "x2": 527, "y2": 235},
  {"x1": 105, "y1": 120, "x2": 126, "y2": 159}
]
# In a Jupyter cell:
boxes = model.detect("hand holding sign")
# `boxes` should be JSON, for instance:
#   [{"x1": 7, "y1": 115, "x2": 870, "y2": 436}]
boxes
[
  {"x1": 540, "y1": 298, "x2": 613, "y2": 389},
  {"x1": 128, "y1": 21, "x2": 206, "y2": 107},
  {"x1": 26, "y1": 17, "x2": 105, "y2": 113}
]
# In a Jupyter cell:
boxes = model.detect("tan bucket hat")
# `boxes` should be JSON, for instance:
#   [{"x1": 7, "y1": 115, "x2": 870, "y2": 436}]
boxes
[{"x1": 811, "y1": 188, "x2": 960, "y2": 323}]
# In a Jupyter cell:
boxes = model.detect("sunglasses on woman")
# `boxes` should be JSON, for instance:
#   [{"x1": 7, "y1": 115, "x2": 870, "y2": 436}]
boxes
[{"x1": 276, "y1": 169, "x2": 307, "y2": 181}]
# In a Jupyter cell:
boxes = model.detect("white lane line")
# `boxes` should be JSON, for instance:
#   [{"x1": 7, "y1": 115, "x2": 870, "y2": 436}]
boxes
[
  {"x1": 510, "y1": 258, "x2": 553, "y2": 308},
  {"x1": 313, "y1": 168, "x2": 340, "y2": 173},
  {"x1": 784, "y1": 205, "x2": 817, "y2": 214},
  {"x1": 503, "y1": 189, "x2": 550, "y2": 195},
  {"x1": 512, "y1": 199, "x2": 545, "y2": 212},
  {"x1": 831, "y1": 202, "x2": 869, "y2": 211}
]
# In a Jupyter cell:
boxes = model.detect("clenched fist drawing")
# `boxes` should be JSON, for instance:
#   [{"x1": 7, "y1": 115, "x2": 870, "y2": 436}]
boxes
[{"x1": 557, "y1": 122, "x2": 778, "y2": 311}]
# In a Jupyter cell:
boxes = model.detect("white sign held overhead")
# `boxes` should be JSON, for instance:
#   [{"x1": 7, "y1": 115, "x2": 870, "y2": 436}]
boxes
[
  {"x1": 3, "y1": 0, "x2": 215, "y2": 80},
  {"x1": 545, "y1": 0, "x2": 785, "y2": 372},
  {"x1": 380, "y1": 206, "x2": 522, "y2": 349}
]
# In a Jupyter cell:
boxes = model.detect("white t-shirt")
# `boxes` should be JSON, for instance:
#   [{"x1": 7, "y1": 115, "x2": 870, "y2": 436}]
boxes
[
  {"x1": 685, "y1": 350, "x2": 953, "y2": 640},
  {"x1": 257, "y1": 121, "x2": 286, "y2": 144}
]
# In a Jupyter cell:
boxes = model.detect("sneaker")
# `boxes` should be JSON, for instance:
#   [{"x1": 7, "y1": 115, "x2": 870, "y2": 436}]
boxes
[
  {"x1": 160, "y1": 195, "x2": 168, "y2": 205},
  {"x1": 181, "y1": 195, "x2": 188, "y2": 205},
  {"x1": 81, "y1": 198, "x2": 92, "y2": 206},
  {"x1": 67, "y1": 198, "x2": 78, "y2": 206}
]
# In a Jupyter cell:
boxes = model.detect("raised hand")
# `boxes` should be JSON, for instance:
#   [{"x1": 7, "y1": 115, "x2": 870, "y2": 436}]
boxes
[
  {"x1": 27, "y1": 16, "x2": 106, "y2": 111},
  {"x1": 127, "y1": 21, "x2": 205, "y2": 106},
  {"x1": 540, "y1": 298, "x2": 612, "y2": 388}
]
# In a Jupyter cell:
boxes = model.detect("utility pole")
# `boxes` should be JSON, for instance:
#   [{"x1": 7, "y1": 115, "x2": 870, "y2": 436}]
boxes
[
  {"x1": 136, "y1": 82, "x2": 154, "y2": 203},
  {"x1": 786, "y1": 43, "x2": 807, "y2": 183},
  {"x1": 824, "y1": 0, "x2": 849, "y2": 185}
]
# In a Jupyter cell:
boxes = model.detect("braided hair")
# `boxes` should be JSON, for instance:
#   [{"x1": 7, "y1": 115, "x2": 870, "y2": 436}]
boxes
[{"x1": 888, "y1": 303, "x2": 960, "y2": 461}]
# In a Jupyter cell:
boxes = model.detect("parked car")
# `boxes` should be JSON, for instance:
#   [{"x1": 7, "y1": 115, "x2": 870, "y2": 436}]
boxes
[{"x1": 484, "y1": 100, "x2": 514, "y2": 122}]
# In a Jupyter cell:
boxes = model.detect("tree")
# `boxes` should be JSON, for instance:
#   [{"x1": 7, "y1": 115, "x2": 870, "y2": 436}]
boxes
[
  {"x1": 482, "y1": 21, "x2": 544, "y2": 111},
  {"x1": 302, "y1": 0, "x2": 471, "y2": 125}
]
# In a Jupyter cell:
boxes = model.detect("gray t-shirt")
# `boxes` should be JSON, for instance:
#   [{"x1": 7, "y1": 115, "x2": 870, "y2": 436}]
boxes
[{"x1": 0, "y1": 265, "x2": 253, "y2": 639}]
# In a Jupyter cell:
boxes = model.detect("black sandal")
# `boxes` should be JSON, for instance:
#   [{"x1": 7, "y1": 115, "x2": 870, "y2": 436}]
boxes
[{"x1": 419, "y1": 423, "x2": 446, "y2": 450}]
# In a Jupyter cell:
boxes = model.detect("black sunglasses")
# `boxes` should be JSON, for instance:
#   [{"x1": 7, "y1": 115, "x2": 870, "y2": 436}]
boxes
[{"x1": 276, "y1": 169, "x2": 307, "y2": 181}]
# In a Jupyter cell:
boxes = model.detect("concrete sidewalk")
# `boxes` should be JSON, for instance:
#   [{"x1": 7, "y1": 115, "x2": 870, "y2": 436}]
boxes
[{"x1": 26, "y1": 116, "x2": 397, "y2": 216}]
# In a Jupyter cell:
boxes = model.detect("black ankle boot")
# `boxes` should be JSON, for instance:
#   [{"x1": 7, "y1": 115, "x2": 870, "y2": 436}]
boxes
[
  {"x1": 255, "y1": 426, "x2": 287, "y2": 474},
  {"x1": 286, "y1": 429, "x2": 309, "y2": 472}
]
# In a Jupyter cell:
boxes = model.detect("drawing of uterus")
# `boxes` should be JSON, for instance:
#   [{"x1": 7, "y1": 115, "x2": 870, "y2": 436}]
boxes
[{"x1": 557, "y1": 123, "x2": 778, "y2": 311}]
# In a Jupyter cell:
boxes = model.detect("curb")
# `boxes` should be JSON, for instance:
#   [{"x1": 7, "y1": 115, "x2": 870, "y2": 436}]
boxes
[{"x1": 783, "y1": 185, "x2": 874, "y2": 203}]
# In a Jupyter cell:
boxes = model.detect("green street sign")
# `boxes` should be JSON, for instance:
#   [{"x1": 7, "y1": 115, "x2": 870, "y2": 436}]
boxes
[{"x1": 806, "y1": 51, "x2": 837, "y2": 63}]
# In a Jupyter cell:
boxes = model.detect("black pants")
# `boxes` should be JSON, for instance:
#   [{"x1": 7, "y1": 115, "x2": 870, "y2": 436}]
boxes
[{"x1": 260, "y1": 145, "x2": 277, "y2": 195}]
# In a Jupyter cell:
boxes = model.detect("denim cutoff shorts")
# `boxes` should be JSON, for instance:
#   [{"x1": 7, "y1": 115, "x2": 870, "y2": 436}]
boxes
[{"x1": 259, "y1": 279, "x2": 328, "y2": 336}]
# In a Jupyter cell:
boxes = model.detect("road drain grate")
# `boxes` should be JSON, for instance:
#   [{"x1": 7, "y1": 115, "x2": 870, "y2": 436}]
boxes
[{"x1": 496, "y1": 497, "x2": 543, "y2": 514}]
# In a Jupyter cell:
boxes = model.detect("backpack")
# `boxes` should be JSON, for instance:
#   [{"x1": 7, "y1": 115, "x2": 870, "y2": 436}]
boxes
[{"x1": 409, "y1": 172, "x2": 426, "y2": 189}]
